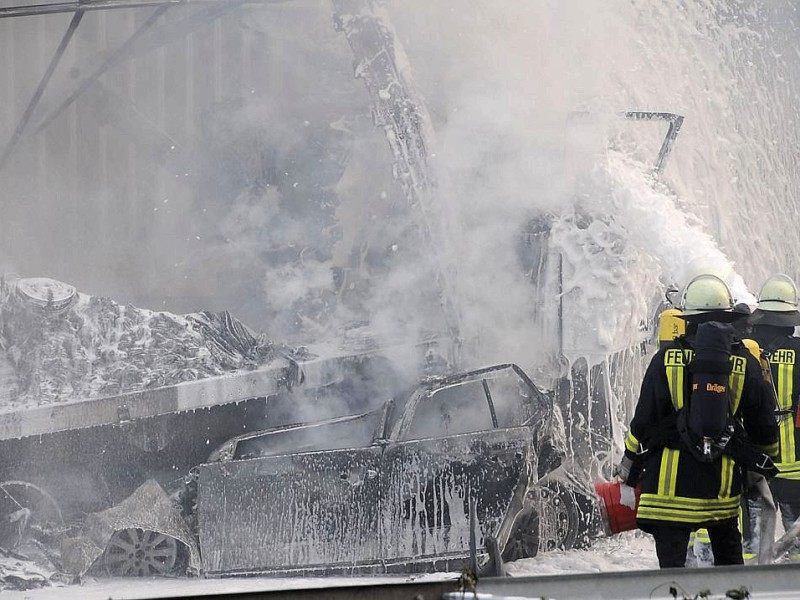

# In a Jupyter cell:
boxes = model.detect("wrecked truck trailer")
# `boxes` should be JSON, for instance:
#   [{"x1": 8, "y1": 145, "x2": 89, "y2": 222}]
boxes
[
  {"x1": 0, "y1": 275, "x2": 295, "y2": 519},
  {"x1": 168, "y1": 363, "x2": 600, "y2": 577},
  {"x1": 0, "y1": 275, "x2": 436, "y2": 531}
]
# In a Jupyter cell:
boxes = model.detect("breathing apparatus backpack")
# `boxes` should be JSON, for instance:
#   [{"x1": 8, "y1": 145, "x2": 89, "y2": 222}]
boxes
[
  {"x1": 655, "y1": 308, "x2": 778, "y2": 475},
  {"x1": 676, "y1": 321, "x2": 737, "y2": 462}
]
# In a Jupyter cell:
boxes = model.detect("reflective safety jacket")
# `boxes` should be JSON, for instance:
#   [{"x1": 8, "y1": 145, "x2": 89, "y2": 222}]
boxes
[
  {"x1": 751, "y1": 326, "x2": 800, "y2": 481},
  {"x1": 624, "y1": 337, "x2": 779, "y2": 530}
]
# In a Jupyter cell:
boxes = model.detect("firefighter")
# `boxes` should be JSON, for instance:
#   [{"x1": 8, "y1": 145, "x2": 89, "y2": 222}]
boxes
[
  {"x1": 657, "y1": 306, "x2": 713, "y2": 565},
  {"x1": 745, "y1": 274, "x2": 800, "y2": 558},
  {"x1": 618, "y1": 273, "x2": 779, "y2": 568}
]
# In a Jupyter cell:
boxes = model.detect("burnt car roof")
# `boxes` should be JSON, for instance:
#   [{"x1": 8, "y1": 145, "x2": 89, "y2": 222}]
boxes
[{"x1": 205, "y1": 363, "x2": 551, "y2": 462}]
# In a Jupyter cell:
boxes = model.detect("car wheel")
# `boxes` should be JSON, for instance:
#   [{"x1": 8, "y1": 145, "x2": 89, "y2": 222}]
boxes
[
  {"x1": 537, "y1": 482, "x2": 581, "y2": 552},
  {"x1": 102, "y1": 528, "x2": 186, "y2": 577}
]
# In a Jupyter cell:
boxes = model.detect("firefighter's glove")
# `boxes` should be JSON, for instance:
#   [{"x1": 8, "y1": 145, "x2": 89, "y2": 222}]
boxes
[
  {"x1": 746, "y1": 471, "x2": 766, "y2": 490},
  {"x1": 615, "y1": 454, "x2": 634, "y2": 484},
  {"x1": 750, "y1": 453, "x2": 780, "y2": 479},
  {"x1": 744, "y1": 471, "x2": 778, "y2": 511}
]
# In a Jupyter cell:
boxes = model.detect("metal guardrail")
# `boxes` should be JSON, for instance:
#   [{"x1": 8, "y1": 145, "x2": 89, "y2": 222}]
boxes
[
  {"x1": 462, "y1": 562, "x2": 800, "y2": 600},
  {"x1": 60, "y1": 563, "x2": 800, "y2": 600}
]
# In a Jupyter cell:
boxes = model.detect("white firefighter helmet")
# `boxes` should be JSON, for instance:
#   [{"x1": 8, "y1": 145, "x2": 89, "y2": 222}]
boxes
[
  {"x1": 680, "y1": 273, "x2": 734, "y2": 316},
  {"x1": 757, "y1": 274, "x2": 799, "y2": 312}
]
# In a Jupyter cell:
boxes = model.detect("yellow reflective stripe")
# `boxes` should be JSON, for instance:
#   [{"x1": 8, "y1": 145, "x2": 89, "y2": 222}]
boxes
[
  {"x1": 772, "y1": 354, "x2": 796, "y2": 464},
  {"x1": 739, "y1": 496, "x2": 749, "y2": 541},
  {"x1": 759, "y1": 441, "x2": 780, "y2": 458},
  {"x1": 776, "y1": 460, "x2": 800, "y2": 480},
  {"x1": 775, "y1": 358, "x2": 793, "y2": 410},
  {"x1": 719, "y1": 455, "x2": 734, "y2": 499},
  {"x1": 625, "y1": 431, "x2": 639, "y2": 453},
  {"x1": 639, "y1": 494, "x2": 740, "y2": 510},
  {"x1": 658, "y1": 448, "x2": 679, "y2": 497},
  {"x1": 691, "y1": 528, "x2": 710, "y2": 544},
  {"x1": 636, "y1": 505, "x2": 740, "y2": 523},
  {"x1": 728, "y1": 355, "x2": 746, "y2": 413},
  {"x1": 664, "y1": 349, "x2": 688, "y2": 410},
  {"x1": 779, "y1": 416, "x2": 796, "y2": 464}
]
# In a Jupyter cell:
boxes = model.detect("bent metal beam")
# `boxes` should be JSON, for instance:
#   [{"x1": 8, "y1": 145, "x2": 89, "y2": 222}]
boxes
[{"x1": 0, "y1": 0, "x2": 285, "y2": 20}]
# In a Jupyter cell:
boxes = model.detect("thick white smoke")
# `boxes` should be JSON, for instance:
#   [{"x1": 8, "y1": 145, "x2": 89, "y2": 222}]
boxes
[
  {"x1": 1, "y1": 0, "x2": 798, "y2": 375},
  {"x1": 375, "y1": 0, "x2": 800, "y2": 370}
]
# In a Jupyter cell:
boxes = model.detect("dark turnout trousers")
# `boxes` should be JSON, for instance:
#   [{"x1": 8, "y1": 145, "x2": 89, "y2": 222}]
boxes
[{"x1": 650, "y1": 520, "x2": 744, "y2": 568}]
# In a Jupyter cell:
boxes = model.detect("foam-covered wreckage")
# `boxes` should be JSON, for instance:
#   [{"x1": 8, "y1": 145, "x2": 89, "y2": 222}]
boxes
[
  {"x1": 0, "y1": 274, "x2": 304, "y2": 525},
  {"x1": 0, "y1": 275, "x2": 601, "y2": 578},
  {"x1": 0, "y1": 275, "x2": 479, "y2": 579},
  {"x1": 7, "y1": 363, "x2": 601, "y2": 580},
  {"x1": 0, "y1": 275, "x2": 418, "y2": 574},
  {"x1": 53, "y1": 365, "x2": 598, "y2": 579},
  {"x1": 62, "y1": 364, "x2": 600, "y2": 577},
  {"x1": 0, "y1": 274, "x2": 428, "y2": 509},
  {"x1": 0, "y1": 274, "x2": 276, "y2": 410},
  {"x1": 0, "y1": 274, "x2": 282, "y2": 583},
  {"x1": 60, "y1": 479, "x2": 201, "y2": 578},
  {"x1": 182, "y1": 364, "x2": 601, "y2": 576}
]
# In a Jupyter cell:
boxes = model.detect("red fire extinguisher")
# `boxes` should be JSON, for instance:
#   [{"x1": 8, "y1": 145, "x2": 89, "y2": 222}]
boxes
[{"x1": 594, "y1": 480, "x2": 641, "y2": 535}]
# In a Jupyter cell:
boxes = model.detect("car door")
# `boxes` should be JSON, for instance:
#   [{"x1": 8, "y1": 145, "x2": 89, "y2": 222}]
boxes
[
  {"x1": 379, "y1": 366, "x2": 543, "y2": 566},
  {"x1": 195, "y1": 411, "x2": 385, "y2": 575}
]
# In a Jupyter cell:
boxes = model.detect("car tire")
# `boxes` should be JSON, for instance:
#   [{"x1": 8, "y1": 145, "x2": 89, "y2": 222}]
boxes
[
  {"x1": 537, "y1": 481, "x2": 582, "y2": 552},
  {"x1": 102, "y1": 528, "x2": 188, "y2": 577}
]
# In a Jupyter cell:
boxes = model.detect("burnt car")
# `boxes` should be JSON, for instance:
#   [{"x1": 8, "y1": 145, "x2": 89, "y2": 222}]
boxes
[{"x1": 181, "y1": 363, "x2": 597, "y2": 577}]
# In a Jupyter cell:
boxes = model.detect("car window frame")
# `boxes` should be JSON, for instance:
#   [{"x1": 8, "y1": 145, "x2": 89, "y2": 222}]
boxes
[
  {"x1": 390, "y1": 363, "x2": 550, "y2": 442},
  {"x1": 223, "y1": 402, "x2": 392, "y2": 461}
]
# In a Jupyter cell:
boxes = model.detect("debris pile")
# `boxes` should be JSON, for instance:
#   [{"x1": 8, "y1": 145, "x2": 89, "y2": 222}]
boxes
[
  {"x1": 0, "y1": 551, "x2": 56, "y2": 592},
  {"x1": 0, "y1": 276, "x2": 276, "y2": 410}
]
